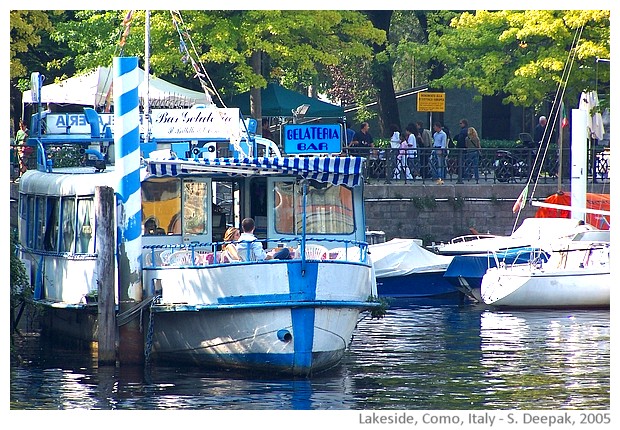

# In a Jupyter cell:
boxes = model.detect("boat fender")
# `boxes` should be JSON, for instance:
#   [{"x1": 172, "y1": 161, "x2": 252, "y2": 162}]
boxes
[{"x1": 277, "y1": 329, "x2": 292, "y2": 342}]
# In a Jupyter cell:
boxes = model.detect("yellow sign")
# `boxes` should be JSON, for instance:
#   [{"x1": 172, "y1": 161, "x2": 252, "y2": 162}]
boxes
[{"x1": 417, "y1": 92, "x2": 445, "y2": 112}]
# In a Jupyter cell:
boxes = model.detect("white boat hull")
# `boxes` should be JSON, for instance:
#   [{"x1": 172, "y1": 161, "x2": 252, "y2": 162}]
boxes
[
  {"x1": 143, "y1": 259, "x2": 374, "y2": 375},
  {"x1": 481, "y1": 266, "x2": 610, "y2": 308}
]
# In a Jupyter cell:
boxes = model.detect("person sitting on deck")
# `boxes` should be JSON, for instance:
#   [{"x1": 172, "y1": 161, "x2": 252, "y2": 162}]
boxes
[
  {"x1": 220, "y1": 227, "x2": 241, "y2": 262},
  {"x1": 236, "y1": 218, "x2": 273, "y2": 261}
]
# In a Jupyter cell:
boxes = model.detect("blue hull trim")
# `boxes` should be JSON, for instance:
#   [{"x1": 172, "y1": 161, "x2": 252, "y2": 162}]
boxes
[
  {"x1": 151, "y1": 300, "x2": 377, "y2": 312},
  {"x1": 376, "y1": 271, "x2": 459, "y2": 299}
]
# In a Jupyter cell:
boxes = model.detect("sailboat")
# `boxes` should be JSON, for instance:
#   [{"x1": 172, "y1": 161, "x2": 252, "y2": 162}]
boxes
[
  {"x1": 17, "y1": 11, "x2": 379, "y2": 376},
  {"x1": 479, "y1": 92, "x2": 611, "y2": 308}
]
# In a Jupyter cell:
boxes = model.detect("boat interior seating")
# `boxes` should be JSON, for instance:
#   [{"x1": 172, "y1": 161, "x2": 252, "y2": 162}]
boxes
[{"x1": 305, "y1": 243, "x2": 328, "y2": 260}]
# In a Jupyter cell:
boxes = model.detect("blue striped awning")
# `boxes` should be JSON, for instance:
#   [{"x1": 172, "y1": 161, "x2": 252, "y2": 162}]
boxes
[{"x1": 146, "y1": 156, "x2": 365, "y2": 187}]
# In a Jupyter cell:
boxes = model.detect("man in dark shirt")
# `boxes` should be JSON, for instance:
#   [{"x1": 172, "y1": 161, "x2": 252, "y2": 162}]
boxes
[
  {"x1": 349, "y1": 122, "x2": 374, "y2": 156},
  {"x1": 534, "y1": 116, "x2": 547, "y2": 145},
  {"x1": 455, "y1": 118, "x2": 468, "y2": 148}
]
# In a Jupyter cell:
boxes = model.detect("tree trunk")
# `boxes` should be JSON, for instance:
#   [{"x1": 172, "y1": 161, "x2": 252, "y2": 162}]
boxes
[
  {"x1": 250, "y1": 50, "x2": 262, "y2": 120},
  {"x1": 365, "y1": 10, "x2": 400, "y2": 137}
]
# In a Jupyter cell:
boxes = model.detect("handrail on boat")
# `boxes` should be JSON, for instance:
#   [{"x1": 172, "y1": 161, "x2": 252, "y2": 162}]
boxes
[{"x1": 142, "y1": 237, "x2": 369, "y2": 268}]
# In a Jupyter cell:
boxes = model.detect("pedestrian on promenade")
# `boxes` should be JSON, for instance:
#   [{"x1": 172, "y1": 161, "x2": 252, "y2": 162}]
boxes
[
  {"x1": 349, "y1": 122, "x2": 374, "y2": 157},
  {"x1": 416, "y1": 121, "x2": 432, "y2": 148},
  {"x1": 534, "y1": 115, "x2": 547, "y2": 146},
  {"x1": 432, "y1": 121, "x2": 447, "y2": 185},
  {"x1": 465, "y1": 126, "x2": 481, "y2": 181}
]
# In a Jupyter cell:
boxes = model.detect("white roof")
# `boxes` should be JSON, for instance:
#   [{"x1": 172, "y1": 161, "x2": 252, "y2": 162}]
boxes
[{"x1": 22, "y1": 66, "x2": 212, "y2": 108}]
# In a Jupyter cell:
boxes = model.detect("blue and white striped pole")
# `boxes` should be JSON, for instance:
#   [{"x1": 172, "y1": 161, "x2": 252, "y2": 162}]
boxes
[{"x1": 114, "y1": 56, "x2": 142, "y2": 302}]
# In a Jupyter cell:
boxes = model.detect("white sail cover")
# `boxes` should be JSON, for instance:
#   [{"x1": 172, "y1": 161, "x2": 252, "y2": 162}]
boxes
[
  {"x1": 146, "y1": 156, "x2": 365, "y2": 188},
  {"x1": 370, "y1": 238, "x2": 454, "y2": 278},
  {"x1": 22, "y1": 66, "x2": 211, "y2": 108}
]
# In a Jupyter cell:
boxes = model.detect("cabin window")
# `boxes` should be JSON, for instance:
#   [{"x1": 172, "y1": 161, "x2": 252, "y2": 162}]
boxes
[
  {"x1": 142, "y1": 178, "x2": 182, "y2": 235},
  {"x1": 61, "y1": 197, "x2": 76, "y2": 253},
  {"x1": 274, "y1": 180, "x2": 354, "y2": 235},
  {"x1": 19, "y1": 194, "x2": 34, "y2": 248},
  {"x1": 34, "y1": 196, "x2": 46, "y2": 250},
  {"x1": 183, "y1": 180, "x2": 209, "y2": 235},
  {"x1": 43, "y1": 197, "x2": 60, "y2": 252},
  {"x1": 76, "y1": 198, "x2": 95, "y2": 253}
]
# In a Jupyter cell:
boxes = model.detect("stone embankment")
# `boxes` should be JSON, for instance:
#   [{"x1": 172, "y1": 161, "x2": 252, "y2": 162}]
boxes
[
  {"x1": 11, "y1": 180, "x2": 608, "y2": 246},
  {"x1": 364, "y1": 181, "x2": 608, "y2": 245}
]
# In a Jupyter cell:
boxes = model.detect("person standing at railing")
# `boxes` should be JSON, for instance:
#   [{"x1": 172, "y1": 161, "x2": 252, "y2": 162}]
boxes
[
  {"x1": 432, "y1": 121, "x2": 447, "y2": 185},
  {"x1": 15, "y1": 119, "x2": 32, "y2": 176},
  {"x1": 465, "y1": 126, "x2": 481, "y2": 181},
  {"x1": 534, "y1": 116, "x2": 547, "y2": 147},
  {"x1": 404, "y1": 123, "x2": 419, "y2": 179},
  {"x1": 349, "y1": 122, "x2": 374, "y2": 157},
  {"x1": 416, "y1": 121, "x2": 432, "y2": 179}
]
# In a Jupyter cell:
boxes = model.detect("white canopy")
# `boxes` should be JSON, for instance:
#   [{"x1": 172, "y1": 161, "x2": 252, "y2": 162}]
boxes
[{"x1": 22, "y1": 66, "x2": 212, "y2": 109}]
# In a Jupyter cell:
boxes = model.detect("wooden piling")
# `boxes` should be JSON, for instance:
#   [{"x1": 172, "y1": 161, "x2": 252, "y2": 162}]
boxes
[{"x1": 96, "y1": 185, "x2": 117, "y2": 365}]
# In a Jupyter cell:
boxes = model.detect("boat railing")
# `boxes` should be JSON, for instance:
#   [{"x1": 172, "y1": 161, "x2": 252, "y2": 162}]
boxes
[
  {"x1": 143, "y1": 237, "x2": 369, "y2": 268},
  {"x1": 554, "y1": 241, "x2": 610, "y2": 270},
  {"x1": 487, "y1": 247, "x2": 549, "y2": 270},
  {"x1": 447, "y1": 234, "x2": 497, "y2": 245}
]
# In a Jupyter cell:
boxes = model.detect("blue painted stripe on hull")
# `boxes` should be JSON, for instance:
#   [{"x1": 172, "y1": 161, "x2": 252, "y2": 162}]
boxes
[{"x1": 288, "y1": 261, "x2": 319, "y2": 370}]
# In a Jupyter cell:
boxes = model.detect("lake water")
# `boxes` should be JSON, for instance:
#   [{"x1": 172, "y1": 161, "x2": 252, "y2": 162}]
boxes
[{"x1": 10, "y1": 300, "x2": 610, "y2": 417}]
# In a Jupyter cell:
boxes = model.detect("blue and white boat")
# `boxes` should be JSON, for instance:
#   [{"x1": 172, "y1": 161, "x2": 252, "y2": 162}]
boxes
[
  {"x1": 370, "y1": 238, "x2": 460, "y2": 301},
  {"x1": 17, "y1": 58, "x2": 378, "y2": 376}
]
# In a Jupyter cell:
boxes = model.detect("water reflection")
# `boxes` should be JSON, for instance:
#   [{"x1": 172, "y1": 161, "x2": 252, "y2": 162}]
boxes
[
  {"x1": 478, "y1": 309, "x2": 611, "y2": 409},
  {"x1": 11, "y1": 303, "x2": 609, "y2": 410}
]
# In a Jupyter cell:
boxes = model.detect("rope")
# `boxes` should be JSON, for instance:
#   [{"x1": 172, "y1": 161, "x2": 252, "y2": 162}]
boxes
[
  {"x1": 513, "y1": 23, "x2": 584, "y2": 232},
  {"x1": 117, "y1": 296, "x2": 155, "y2": 326},
  {"x1": 170, "y1": 10, "x2": 225, "y2": 107}
]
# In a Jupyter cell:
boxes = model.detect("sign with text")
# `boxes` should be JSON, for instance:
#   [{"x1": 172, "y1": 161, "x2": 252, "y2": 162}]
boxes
[
  {"x1": 45, "y1": 113, "x2": 114, "y2": 134},
  {"x1": 44, "y1": 108, "x2": 242, "y2": 140},
  {"x1": 283, "y1": 124, "x2": 342, "y2": 154},
  {"x1": 150, "y1": 108, "x2": 240, "y2": 139},
  {"x1": 417, "y1": 92, "x2": 445, "y2": 112}
]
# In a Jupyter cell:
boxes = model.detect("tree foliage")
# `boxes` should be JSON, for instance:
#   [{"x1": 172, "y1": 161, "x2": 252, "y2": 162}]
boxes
[
  {"x1": 407, "y1": 10, "x2": 609, "y2": 109},
  {"x1": 10, "y1": 10, "x2": 54, "y2": 79},
  {"x1": 47, "y1": 10, "x2": 383, "y2": 99}
]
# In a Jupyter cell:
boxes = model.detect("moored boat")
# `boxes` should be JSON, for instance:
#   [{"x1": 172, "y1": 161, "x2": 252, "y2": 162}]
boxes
[
  {"x1": 16, "y1": 56, "x2": 379, "y2": 376},
  {"x1": 369, "y1": 238, "x2": 460, "y2": 301},
  {"x1": 480, "y1": 230, "x2": 610, "y2": 308}
]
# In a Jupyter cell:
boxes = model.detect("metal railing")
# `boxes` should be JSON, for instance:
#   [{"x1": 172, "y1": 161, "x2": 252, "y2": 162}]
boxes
[{"x1": 343, "y1": 146, "x2": 611, "y2": 185}]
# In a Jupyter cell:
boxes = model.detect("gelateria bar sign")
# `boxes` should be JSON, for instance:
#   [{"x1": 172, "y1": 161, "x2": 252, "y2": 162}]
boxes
[{"x1": 150, "y1": 108, "x2": 241, "y2": 139}]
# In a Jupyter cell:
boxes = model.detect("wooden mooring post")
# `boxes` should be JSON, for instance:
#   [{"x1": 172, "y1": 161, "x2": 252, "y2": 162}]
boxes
[{"x1": 95, "y1": 185, "x2": 117, "y2": 365}]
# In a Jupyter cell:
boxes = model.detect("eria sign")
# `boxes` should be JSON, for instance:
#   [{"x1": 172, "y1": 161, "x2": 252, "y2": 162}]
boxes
[{"x1": 283, "y1": 124, "x2": 342, "y2": 155}]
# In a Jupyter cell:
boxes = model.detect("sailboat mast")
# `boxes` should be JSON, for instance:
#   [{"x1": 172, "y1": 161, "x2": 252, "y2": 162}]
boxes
[
  {"x1": 557, "y1": 101, "x2": 563, "y2": 191},
  {"x1": 144, "y1": 10, "x2": 151, "y2": 142}
]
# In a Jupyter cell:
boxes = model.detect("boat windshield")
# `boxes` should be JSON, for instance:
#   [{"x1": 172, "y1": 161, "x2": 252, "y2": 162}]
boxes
[{"x1": 274, "y1": 180, "x2": 354, "y2": 235}]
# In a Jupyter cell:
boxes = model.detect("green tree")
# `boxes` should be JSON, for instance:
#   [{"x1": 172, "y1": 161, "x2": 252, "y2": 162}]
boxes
[
  {"x1": 10, "y1": 10, "x2": 55, "y2": 126},
  {"x1": 414, "y1": 10, "x2": 610, "y2": 109},
  {"x1": 48, "y1": 10, "x2": 384, "y2": 119}
]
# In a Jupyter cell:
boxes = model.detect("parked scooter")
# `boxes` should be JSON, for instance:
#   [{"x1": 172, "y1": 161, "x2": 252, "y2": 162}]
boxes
[
  {"x1": 494, "y1": 149, "x2": 530, "y2": 182},
  {"x1": 494, "y1": 133, "x2": 535, "y2": 182}
]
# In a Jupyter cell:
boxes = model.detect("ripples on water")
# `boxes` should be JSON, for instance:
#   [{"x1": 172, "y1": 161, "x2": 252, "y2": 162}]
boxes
[{"x1": 10, "y1": 301, "x2": 610, "y2": 410}]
